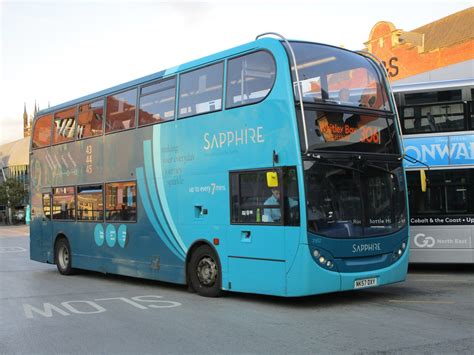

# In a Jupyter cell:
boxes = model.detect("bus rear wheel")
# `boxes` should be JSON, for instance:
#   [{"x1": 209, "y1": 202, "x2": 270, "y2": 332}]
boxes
[
  {"x1": 55, "y1": 238, "x2": 75, "y2": 275},
  {"x1": 188, "y1": 245, "x2": 222, "y2": 297}
]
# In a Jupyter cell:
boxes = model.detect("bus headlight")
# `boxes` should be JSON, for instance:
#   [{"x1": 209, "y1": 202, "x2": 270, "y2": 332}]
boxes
[
  {"x1": 310, "y1": 247, "x2": 337, "y2": 271},
  {"x1": 393, "y1": 240, "x2": 408, "y2": 261}
]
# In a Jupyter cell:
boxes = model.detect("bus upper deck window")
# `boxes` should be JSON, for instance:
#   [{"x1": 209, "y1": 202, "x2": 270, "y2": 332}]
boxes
[
  {"x1": 226, "y1": 51, "x2": 276, "y2": 109},
  {"x1": 178, "y1": 62, "x2": 223, "y2": 119},
  {"x1": 53, "y1": 107, "x2": 76, "y2": 144},
  {"x1": 106, "y1": 89, "x2": 137, "y2": 133},
  {"x1": 77, "y1": 100, "x2": 104, "y2": 139},
  {"x1": 138, "y1": 77, "x2": 176, "y2": 126},
  {"x1": 32, "y1": 114, "x2": 53, "y2": 149}
]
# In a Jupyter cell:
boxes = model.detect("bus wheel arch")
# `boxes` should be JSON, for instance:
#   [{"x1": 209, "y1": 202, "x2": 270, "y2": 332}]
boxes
[
  {"x1": 186, "y1": 241, "x2": 222, "y2": 297},
  {"x1": 54, "y1": 233, "x2": 76, "y2": 275}
]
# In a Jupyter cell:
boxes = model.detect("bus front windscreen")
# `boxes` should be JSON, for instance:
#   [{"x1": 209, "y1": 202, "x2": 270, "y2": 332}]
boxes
[
  {"x1": 305, "y1": 158, "x2": 407, "y2": 238},
  {"x1": 285, "y1": 41, "x2": 400, "y2": 154},
  {"x1": 285, "y1": 41, "x2": 390, "y2": 111}
]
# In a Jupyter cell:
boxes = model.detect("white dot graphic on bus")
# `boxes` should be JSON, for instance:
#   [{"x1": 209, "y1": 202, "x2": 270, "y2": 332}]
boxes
[
  {"x1": 117, "y1": 225, "x2": 128, "y2": 248},
  {"x1": 94, "y1": 224, "x2": 105, "y2": 247},
  {"x1": 106, "y1": 225, "x2": 117, "y2": 247}
]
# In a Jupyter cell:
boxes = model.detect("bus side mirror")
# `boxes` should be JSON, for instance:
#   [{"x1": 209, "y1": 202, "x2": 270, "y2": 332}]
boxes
[
  {"x1": 266, "y1": 171, "x2": 279, "y2": 188},
  {"x1": 420, "y1": 169, "x2": 427, "y2": 192}
]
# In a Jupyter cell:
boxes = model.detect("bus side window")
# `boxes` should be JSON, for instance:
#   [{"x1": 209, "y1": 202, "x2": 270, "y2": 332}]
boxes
[
  {"x1": 53, "y1": 107, "x2": 76, "y2": 144},
  {"x1": 178, "y1": 62, "x2": 223, "y2": 119},
  {"x1": 106, "y1": 89, "x2": 137, "y2": 133},
  {"x1": 32, "y1": 114, "x2": 53, "y2": 149},
  {"x1": 105, "y1": 181, "x2": 137, "y2": 222},
  {"x1": 77, "y1": 100, "x2": 104, "y2": 139},
  {"x1": 52, "y1": 187, "x2": 76, "y2": 220},
  {"x1": 42, "y1": 193, "x2": 51, "y2": 220},
  {"x1": 139, "y1": 77, "x2": 176, "y2": 126},
  {"x1": 226, "y1": 51, "x2": 276, "y2": 109},
  {"x1": 230, "y1": 170, "x2": 282, "y2": 225}
]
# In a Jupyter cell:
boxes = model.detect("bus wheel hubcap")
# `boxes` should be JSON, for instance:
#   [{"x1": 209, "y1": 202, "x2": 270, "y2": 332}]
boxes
[
  {"x1": 197, "y1": 256, "x2": 217, "y2": 286},
  {"x1": 59, "y1": 246, "x2": 69, "y2": 269}
]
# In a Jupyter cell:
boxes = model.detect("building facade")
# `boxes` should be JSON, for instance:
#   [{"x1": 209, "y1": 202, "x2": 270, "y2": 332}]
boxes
[{"x1": 365, "y1": 7, "x2": 473, "y2": 83}]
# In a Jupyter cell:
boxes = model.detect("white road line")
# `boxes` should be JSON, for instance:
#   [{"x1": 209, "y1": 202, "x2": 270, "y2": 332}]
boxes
[
  {"x1": 0, "y1": 247, "x2": 27, "y2": 253},
  {"x1": 409, "y1": 279, "x2": 473, "y2": 283},
  {"x1": 389, "y1": 300, "x2": 456, "y2": 304}
]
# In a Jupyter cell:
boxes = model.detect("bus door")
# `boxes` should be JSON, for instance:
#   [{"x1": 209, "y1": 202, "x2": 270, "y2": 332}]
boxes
[
  {"x1": 227, "y1": 168, "x2": 299, "y2": 295},
  {"x1": 40, "y1": 188, "x2": 53, "y2": 259}
]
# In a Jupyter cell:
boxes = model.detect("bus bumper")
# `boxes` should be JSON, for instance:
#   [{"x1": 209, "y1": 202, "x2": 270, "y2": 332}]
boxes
[{"x1": 286, "y1": 243, "x2": 409, "y2": 297}]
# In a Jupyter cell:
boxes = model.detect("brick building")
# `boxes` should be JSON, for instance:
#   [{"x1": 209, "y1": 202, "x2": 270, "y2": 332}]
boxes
[{"x1": 365, "y1": 7, "x2": 473, "y2": 83}]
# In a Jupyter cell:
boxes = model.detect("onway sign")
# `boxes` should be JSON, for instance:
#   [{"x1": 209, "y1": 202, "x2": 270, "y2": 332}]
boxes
[{"x1": 403, "y1": 134, "x2": 474, "y2": 168}]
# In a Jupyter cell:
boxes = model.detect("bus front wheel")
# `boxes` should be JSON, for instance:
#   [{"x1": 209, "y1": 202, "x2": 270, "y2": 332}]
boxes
[
  {"x1": 55, "y1": 238, "x2": 75, "y2": 275},
  {"x1": 188, "y1": 245, "x2": 222, "y2": 297}
]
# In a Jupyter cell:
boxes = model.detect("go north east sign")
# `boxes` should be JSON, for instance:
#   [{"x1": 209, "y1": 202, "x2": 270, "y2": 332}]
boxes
[{"x1": 403, "y1": 134, "x2": 474, "y2": 168}]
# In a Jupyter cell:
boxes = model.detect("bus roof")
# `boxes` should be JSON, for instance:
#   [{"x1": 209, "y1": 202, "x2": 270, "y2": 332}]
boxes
[
  {"x1": 392, "y1": 78, "x2": 474, "y2": 93},
  {"x1": 35, "y1": 38, "x2": 276, "y2": 118}
]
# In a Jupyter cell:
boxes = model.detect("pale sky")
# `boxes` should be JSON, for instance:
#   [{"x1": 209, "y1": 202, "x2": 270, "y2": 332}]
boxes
[{"x1": 0, "y1": 0, "x2": 471, "y2": 145}]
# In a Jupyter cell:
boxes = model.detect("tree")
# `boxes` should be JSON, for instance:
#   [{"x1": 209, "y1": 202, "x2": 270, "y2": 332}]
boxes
[{"x1": 0, "y1": 177, "x2": 27, "y2": 224}]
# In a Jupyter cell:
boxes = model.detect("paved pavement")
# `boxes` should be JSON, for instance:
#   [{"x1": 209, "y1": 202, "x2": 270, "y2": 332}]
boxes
[{"x1": 1, "y1": 225, "x2": 473, "y2": 354}]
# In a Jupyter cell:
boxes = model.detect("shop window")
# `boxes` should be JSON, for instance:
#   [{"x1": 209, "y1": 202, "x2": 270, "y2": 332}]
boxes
[
  {"x1": 32, "y1": 114, "x2": 52, "y2": 149},
  {"x1": 226, "y1": 51, "x2": 275, "y2": 108},
  {"x1": 105, "y1": 181, "x2": 137, "y2": 222},
  {"x1": 77, "y1": 185, "x2": 103, "y2": 221},
  {"x1": 138, "y1": 77, "x2": 176, "y2": 126},
  {"x1": 53, "y1": 107, "x2": 76, "y2": 144},
  {"x1": 52, "y1": 187, "x2": 76, "y2": 220},
  {"x1": 77, "y1": 100, "x2": 104, "y2": 139},
  {"x1": 178, "y1": 62, "x2": 223, "y2": 118},
  {"x1": 106, "y1": 89, "x2": 137, "y2": 133}
]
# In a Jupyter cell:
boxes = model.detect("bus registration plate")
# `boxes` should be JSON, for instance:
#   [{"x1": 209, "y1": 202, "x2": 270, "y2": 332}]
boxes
[{"x1": 354, "y1": 277, "x2": 377, "y2": 289}]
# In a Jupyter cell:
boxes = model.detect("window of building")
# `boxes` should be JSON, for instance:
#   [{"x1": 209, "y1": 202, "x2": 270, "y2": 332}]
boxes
[
  {"x1": 42, "y1": 193, "x2": 51, "y2": 220},
  {"x1": 77, "y1": 100, "x2": 104, "y2": 139},
  {"x1": 138, "y1": 77, "x2": 176, "y2": 126},
  {"x1": 105, "y1": 181, "x2": 137, "y2": 222},
  {"x1": 226, "y1": 51, "x2": 276, "y2": 108},
  {"x1": 32, "y1": 114, "x2": 52, "y2": 149},
  {"x1": 77, "y1": 185, "x2": 103, "y2": 221},
  {"x1": 178, "y1": 62, "x2": 223, "y2": 118},
  {"x1": 403, "y1": 103, "x2": 465, "y2": 134},
  {"x1": 230, "y1": 168, "x2": 299, "y2": 225},
  {"x1": 106, "y1": 89, "x2": 137, "y2": 133},
  {"x1": 53, "y1": 107, "x2": 76, "y2": 144},
  {"x1": 52, "y1": 187, "x2": 76, "y2": 220},
  {"x1": 407, "y1": 169, "x2": 474, "y2": 216}
]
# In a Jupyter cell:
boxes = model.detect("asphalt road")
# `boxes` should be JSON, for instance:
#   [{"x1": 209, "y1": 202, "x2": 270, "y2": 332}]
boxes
[{"x1": 1, "y1": 225, "x2": 473, "y2": 354}]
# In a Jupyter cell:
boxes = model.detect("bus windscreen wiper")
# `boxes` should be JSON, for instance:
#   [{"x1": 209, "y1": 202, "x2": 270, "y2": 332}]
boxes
[
  {"x1": 306, "y1": 154, "x2": 364, "y2": 173},
  {"x1": 352, "y1": 155, "x2": 396, "y2": 177}
]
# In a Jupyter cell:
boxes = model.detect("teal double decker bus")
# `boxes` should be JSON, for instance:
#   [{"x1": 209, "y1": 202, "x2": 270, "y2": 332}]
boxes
[{"x1": 30, "y1": 34, "x2": 409, "y2": 297}]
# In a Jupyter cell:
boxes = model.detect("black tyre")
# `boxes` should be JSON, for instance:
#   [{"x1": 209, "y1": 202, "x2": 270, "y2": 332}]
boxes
[
  {"x1": 55, "y1": 238, "x2": 75, "y2": 275},
  {"x1": 188, "y1": 245, "x2": 222, "y2": 297}
]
